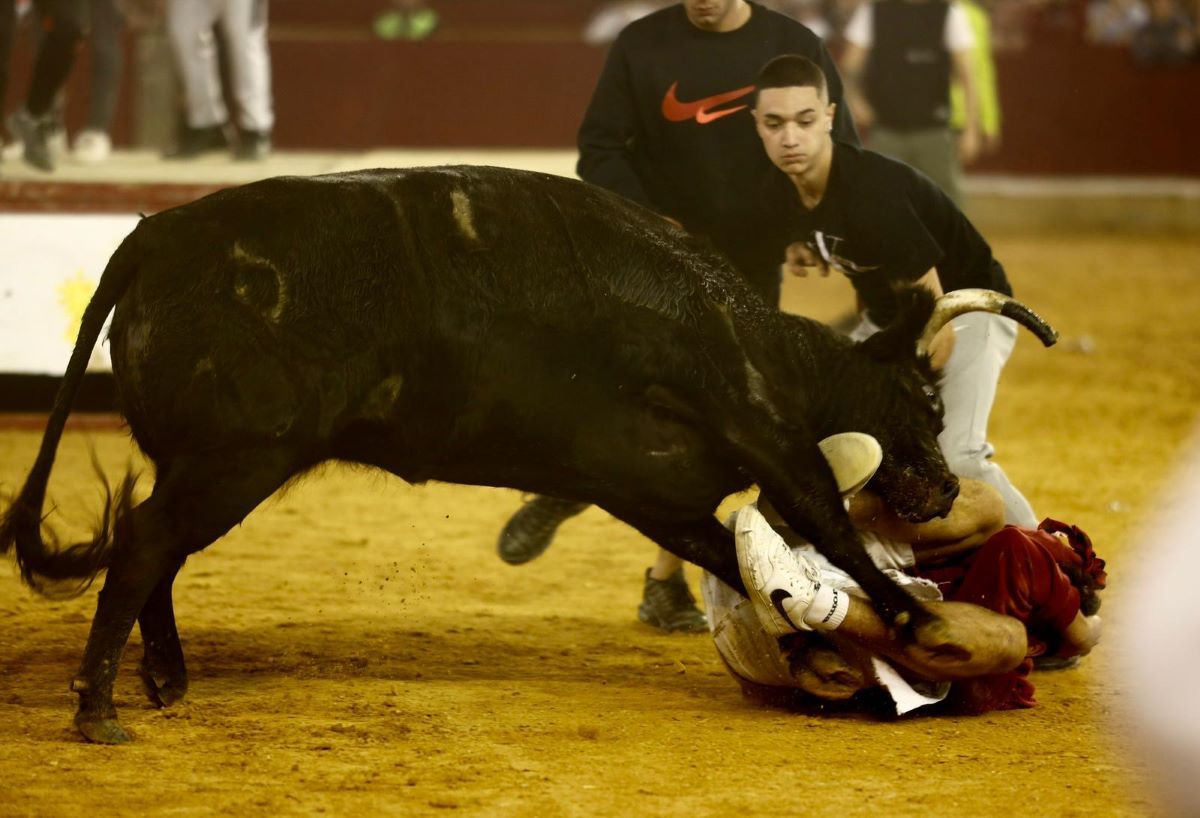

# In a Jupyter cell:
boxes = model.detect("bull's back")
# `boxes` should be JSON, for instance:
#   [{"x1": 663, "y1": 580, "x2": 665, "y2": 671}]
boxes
[{"x1": 107, "y1": 166, "x2": 757, "y2": 460}]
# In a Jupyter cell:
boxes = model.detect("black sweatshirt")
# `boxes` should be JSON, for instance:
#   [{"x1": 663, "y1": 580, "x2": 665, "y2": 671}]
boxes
[{"x1": 577, "y1": 2, "x2": 858, "y2": 299}]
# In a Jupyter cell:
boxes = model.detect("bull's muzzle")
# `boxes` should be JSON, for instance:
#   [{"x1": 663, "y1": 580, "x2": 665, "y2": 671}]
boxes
[{"x1": 895, "y1": 474, "x2": 959, "y2": 523}]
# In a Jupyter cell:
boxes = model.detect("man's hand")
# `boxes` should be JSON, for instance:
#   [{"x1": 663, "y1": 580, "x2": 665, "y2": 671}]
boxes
[
  {"x1": 1061, "y1": 612, "x2": 1103, "y2": 657},
  {"x1": 927, "y1": 322, "x2": 956, "y2": 371},
  {"x1": 783, "y1": 241, "x2": 828, "y2": 277}
]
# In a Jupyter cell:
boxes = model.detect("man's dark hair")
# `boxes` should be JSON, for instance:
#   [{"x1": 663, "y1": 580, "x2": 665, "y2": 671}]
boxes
[{"x1": 754, "y1": 55, "x2": 828, "y2": 106}]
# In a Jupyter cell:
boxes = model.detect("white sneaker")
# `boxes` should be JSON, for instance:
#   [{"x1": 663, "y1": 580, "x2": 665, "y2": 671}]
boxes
[
  {"x1": 733, "y1": 504, "x2": 822, "y2": 636},
  {"x1": 72, "y1": 130, "x2": 111, "y2": 164},
  {"x1": 1, "y1": 137, "x2": 22, "y2": 162},
  {"x1": 818, "y1": 432, "x2": 882, "y2": 498}
]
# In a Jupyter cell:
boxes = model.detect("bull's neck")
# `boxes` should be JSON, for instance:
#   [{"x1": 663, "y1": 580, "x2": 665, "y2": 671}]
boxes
[{"x1": 792, "y1": 327, "x2": 866, "y2": 439}]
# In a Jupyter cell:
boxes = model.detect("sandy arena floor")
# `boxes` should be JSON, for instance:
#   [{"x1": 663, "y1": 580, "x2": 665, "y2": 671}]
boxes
[{"x1": 1, "y1": 231, "x2": 1197, "y2": 816}]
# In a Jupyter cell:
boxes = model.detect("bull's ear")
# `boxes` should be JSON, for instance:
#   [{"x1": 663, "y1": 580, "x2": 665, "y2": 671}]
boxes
[{"x1": 857, "y1": 286, "x2": 936, "y2": 363}]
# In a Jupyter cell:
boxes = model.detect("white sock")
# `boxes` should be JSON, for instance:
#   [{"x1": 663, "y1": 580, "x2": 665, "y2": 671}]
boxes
[{"x1": 803, "y1": 584, "x2": 850, "y2": 631}]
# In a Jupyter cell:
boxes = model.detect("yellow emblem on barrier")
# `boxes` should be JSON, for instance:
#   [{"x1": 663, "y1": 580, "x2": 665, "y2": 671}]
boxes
[{"x1": 56, "y1": 271, "x2": 97, "y2": 345}]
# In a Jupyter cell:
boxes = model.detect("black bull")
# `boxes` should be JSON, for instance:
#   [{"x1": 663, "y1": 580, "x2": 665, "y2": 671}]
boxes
[{"x1": 0, "y1": 166, "x2": 1056, "y2": 743}]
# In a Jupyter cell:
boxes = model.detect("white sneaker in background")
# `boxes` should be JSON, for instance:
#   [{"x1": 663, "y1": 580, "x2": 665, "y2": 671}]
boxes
[
  {"x1": 733, "y1": 504, "x2": 822, "y2": 636},
  {"x1": 1, "y1": 137, "x2": 23, "y2": 162},
  {"x1": 72, "y1": 130, "x2": 111, "y2": 164}
]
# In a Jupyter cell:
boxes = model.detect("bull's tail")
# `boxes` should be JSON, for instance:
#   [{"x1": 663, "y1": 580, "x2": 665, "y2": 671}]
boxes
[{"x1": 0, "y1": 226, "x2": 143, "y2": 596}]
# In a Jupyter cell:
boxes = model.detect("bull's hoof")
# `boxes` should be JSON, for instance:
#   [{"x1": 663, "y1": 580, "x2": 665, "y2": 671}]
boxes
[
  {"x1": 75, "y1": 713, "x2": 131, "y2": 745},
  {"x1": 138, "y1": 662, "x2": 188, "y2": 708}
]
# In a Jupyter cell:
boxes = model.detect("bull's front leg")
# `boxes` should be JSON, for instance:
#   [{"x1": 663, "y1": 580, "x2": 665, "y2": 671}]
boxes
[{"x1": 609, "y1": 512, "x2": 743, "y2": 594}]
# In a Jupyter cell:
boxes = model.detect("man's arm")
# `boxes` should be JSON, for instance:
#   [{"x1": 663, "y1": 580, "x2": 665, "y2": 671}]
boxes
[
  {"x1": 839, "y1": 42, "x2": 873, "y2": 131},
  {"x1": 576, "y1": 38, "x2": 655, "y2": 209},
  {"x1": 838, "y1": 2, "x2": 874, "y2": 130},
  {"x1": 849, "y1": 478, "x2": 1005, "y2": 562},
  {"x1": 947, "y1": 2, "x2": 981, "y2": 164},
  {"x1": 913, "y1": 267, "x2": 958, "y2": 370}
]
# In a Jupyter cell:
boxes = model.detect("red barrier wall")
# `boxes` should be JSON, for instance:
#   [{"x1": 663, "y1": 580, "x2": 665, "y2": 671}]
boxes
[
  {"x1": 269, "y1": 41, "x2": 606, "y2": 149},
  {"x1": 980, "y1": 44, "x2": 1200, "y2": 175}
]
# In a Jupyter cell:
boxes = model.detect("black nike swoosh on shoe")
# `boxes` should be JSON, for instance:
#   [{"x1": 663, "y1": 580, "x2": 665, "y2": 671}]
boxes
[{"x1": 769, "y1": 588, "x2": 804, "y2": 632}]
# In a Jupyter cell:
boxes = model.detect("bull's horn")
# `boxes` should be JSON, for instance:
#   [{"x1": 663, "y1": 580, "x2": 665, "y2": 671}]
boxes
[{"x1": 917, "y1": 288, "x2": 1059, "y2": 355}]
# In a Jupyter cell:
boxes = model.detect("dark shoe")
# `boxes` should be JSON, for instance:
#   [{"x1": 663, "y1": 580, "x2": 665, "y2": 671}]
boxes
[
  {"x1": 234, "y1": 130, "x2": 271, "y2": 161},
  {"x1": 7, "y1": 109, "x2": 56, "y2": 172},
  {"x1": 164, "y1": 124, "x2": 229, "y2": 159},
  {"x1": 496, "y1": 496, "x2": 588, "y2": 565},
  {"x1": 637, "y1": 568, "x2": 708, "y2": 633}
]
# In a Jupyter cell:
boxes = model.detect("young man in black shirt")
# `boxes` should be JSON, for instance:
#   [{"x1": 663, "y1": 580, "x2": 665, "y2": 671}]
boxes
[
  {"x1": 497, "y1": 1, "x2": 859, "y2": 633},
  {"x1": 748, "y1": 53, "x2": 1037, "y2": 529}
]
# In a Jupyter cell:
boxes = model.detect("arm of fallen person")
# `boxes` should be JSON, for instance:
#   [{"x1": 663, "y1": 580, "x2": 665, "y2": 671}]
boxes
[
  {"x1": 895, "y1": 601, "x2": 1028, "y2": 680},
  {"x1": 850, "y1": 480, "x2": 1005, "y2": 564},
  {"x1": 908, "y1": 482, "x2": 1006, "y2": 562},
  {"x1": 847, "y1": 599, "x2": 1028, "y2": 681},
  {"x1": 1059, "y1": 612, "x2": 1103, "y2": 657}
]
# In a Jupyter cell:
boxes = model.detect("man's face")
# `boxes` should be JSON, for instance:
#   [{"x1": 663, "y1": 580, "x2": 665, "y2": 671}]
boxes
[
  {"x1": 753, "y1": 85, "x2": 835, "y2": 177},
  {"x1": 683, "y1": 0, "x2": 746, "y2": 31}
]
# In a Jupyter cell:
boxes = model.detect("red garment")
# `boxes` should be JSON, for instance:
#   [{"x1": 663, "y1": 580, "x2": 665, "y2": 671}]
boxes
[{"x1": 912, "y1": 520, "x2": 1106, "y2": 714}]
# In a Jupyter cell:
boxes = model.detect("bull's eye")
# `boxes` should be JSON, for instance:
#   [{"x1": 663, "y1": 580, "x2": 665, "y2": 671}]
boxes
[{"x1": 921, "y1": 384, "x2": 944, "y2": 418}]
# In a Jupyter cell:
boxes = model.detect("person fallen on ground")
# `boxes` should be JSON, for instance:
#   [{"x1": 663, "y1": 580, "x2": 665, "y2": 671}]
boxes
[{"x1": 703, "y1": 433, "x2": 1106, "y2": 715}]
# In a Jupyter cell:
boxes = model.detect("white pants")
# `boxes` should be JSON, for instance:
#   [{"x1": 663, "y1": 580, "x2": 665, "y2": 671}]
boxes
[
  {"x1": 167, "y1": 0, "x2": 274, "y2": 132},
  {"x1": 850, "y1": 311, "x2": 1038, "y2": 527}
]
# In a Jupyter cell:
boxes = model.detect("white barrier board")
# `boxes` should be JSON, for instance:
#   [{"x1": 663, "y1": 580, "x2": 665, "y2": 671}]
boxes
[{"x1": 0, "y1": 214, "x2": 139, "y2": 375}]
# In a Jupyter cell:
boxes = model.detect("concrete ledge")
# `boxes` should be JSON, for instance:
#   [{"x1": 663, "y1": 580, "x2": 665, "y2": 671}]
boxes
[
  {"x1": 964, "y1": 175, "x2": 1200, "y2": 233},
  {"x1": 1, "y1": 150, "x2": 1196, "y2": 231}
]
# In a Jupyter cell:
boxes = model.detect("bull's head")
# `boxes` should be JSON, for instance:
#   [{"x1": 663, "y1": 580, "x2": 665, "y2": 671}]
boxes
[{"x1": 833, "y1": 287, "x2": 1058, "y2": 522}]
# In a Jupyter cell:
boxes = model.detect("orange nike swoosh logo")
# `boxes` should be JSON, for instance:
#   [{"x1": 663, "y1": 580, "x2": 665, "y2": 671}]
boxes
[{"x1": 661, "y1": 82, "x2": 755, "y2": 125}]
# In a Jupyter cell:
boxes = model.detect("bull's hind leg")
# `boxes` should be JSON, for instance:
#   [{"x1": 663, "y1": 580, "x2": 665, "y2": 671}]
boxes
[
  {"x1": 72, "y1": 496, "x2": 179, "y2": 744},
  {"x1": 72, "y1": 448, "x2": 302, "y2": 744},
  {"x1": 137, "y1": 564, "x2": 188, "y2": 707}
]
